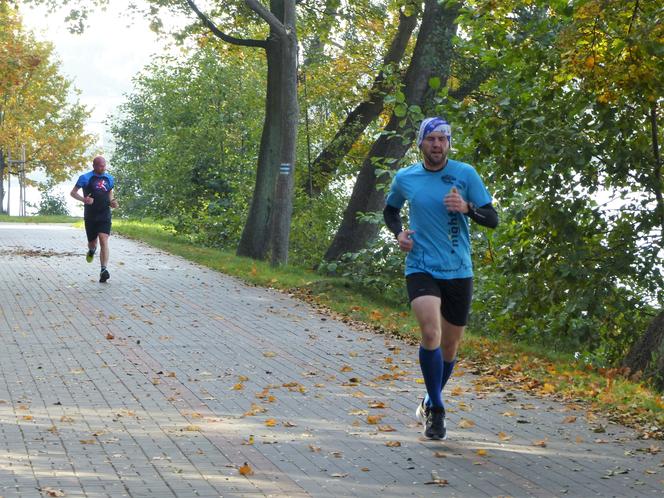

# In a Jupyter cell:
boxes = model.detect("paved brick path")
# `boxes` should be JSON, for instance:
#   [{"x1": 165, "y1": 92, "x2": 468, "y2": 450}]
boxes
[{"x1": 0, "y1": 222, "x2": 662, "y2": 498}]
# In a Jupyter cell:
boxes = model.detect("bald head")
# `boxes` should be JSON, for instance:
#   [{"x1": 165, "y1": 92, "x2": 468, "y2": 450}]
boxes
[{"x1": 92, "y1": 156, "x2": 106, "y2": 174}]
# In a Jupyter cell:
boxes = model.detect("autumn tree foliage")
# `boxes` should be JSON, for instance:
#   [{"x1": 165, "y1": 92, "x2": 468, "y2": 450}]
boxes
[{"x1": 0, "y1": 2, "x2": 92, "y2": 213}]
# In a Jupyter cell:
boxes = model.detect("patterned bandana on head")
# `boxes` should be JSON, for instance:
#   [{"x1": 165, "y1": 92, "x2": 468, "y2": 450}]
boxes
[{"x1": 417, "y1": 117, "x2": 452, "y2": 147}]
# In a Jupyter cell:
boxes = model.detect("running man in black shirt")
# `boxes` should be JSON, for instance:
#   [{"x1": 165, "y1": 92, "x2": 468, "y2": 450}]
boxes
[{"x1": 70, "y1": 156, "x2": 118, "y2": 283}]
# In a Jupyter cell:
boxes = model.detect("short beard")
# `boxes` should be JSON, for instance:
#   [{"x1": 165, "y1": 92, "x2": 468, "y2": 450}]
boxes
[{"x1": 423, "y1": 151, "x2": 447, "y2": 169}]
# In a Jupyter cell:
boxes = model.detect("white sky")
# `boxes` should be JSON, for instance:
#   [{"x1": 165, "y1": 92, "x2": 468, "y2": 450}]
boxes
[{"x1": 7, "y1": 0, "x2": 182, "y2": 216}]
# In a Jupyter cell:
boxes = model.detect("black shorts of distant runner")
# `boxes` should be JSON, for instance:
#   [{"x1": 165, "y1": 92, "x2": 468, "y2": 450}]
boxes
[{"x1": 85, "y1": 220, "x2": 112, "y2": 242}]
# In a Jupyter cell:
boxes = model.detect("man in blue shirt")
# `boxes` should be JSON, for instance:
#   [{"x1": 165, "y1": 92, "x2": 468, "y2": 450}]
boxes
[
  {"x1": 70, "y1": 156, "x2": 119, "y2": 283},
  {"x1": 384, "y1": 117, "x2": 498, "y2": 439}
]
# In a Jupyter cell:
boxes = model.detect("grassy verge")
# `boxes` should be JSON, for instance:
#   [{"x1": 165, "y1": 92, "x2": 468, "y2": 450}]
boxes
[
  {"x1": 7, "y1": 216, "x2": 662, "y2": 438},
  {"x1": 0, "y1": 214, "x2": 81, "y2": 223}
]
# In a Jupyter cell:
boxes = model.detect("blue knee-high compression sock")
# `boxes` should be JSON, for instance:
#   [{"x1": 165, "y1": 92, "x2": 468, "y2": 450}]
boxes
[
  {"x1": 419, "y1": 346, "x2": 444, "y2": 408},
  {"x1": 425, "y1": 355, "x2": 457, "y2": 407},
  {"x1": 441, "y1": 358, "x2": 457, "y2": 389}
]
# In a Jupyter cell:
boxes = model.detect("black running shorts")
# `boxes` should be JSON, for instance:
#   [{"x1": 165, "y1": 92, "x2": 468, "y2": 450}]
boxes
[
  {"x1": 406, "y1": 272, "x2": 473, "y2": 326},
  {"x1": 85, "y1": 219, "x2": 112, "y2": 242}
]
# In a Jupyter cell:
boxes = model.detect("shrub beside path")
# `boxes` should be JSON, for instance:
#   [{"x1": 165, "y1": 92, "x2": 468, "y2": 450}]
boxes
[{"x1": 0, "y1": 222, "x2": 661, "y2": 497}]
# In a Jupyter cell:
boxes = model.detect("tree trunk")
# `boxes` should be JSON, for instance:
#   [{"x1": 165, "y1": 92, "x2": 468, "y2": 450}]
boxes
[
  {"x1": 0, "y1": 149, "x2": 5, "y2": 214},
  {"x1": 269, "y1": 0, "x2": 298, "y2": 266},
  {"x1": 305, "y1": 6, "x2": 420, "y2": 197},
  {"x1": 324, "y1": 0, "x2": 460, "y2": 261},
  {"x1": 623, "y1": 310, "x2": 664, "y2": 387},
  {"x1": 236, "y1": 35, "x2": 282, "y2": 259}
]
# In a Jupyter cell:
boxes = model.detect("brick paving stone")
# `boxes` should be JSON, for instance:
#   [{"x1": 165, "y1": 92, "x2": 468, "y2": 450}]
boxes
[{"x1": 1, "y1": 222, "x2": 663, "y2": 497}]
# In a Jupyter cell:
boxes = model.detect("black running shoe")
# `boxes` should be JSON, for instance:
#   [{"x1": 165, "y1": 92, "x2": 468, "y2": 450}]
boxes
[
  {"x1": 99, "y1": 269, "x2": 110, "y2": 283},
  {"x1": 424, "y1": 406, "x2": 447, "y2": 440}
]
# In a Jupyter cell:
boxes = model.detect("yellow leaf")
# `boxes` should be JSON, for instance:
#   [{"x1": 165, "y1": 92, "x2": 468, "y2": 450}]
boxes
[
  {"x1": 265, "y1": 418, "x2": 277, "y2": 427},
  {"x1": 563, "y1": 416, "x2": 577, "y2": 424},
  {"x1": 385, "y1": 440, "x2": 401, "y2": 447},
  {"x1": 451, "y1": 386, "x2": 464, "y2": 396},
  {"x1": 79, "y1": 439, "x2": 96, "y2": 444},
  {"x1": 233, "y1": 383, "x2": 244, "y2": 390},
  {"x1": 458, "y1": 419, "x2": 475, "y2": 429},
  {"x1": 340, "y1": 365, "x2": 353, "y2": 372},
  {"x1": 378, "y1": 425, "x2": 396, "y2": 432},
  {"x1": 241, "y1": 435, "x2": 255, "y2": 445},
  {"x1": 501, "y1": 411, "x2": 516, "y2": 417},
  {"x1": 238, "y1": 375, "x2": 249, "y2": 382},
  {"x1": 476, "y1": 449, "x2": 488, "y2": 456},
  {"x1": 263, "y1": 351, "x2": 276, "y2": 358},
  {"x1": 22, "y1": 415, "x2": 33, "y2": 421},
  {"x1": 368, "y1": 401, "x2": 386, "y2": 409},
  {"x1": 184, "y1": 425, "x2": 201, "y2": 432},
  {"x1": 239, "y1": 462, "x2": 254, "y2": 476},
  {"x1": 533, "y1": 439, "x2": 547, "y2": 447},
  {"x1": 366, "y1": 415, "x2": 383, "y2": 425},
  {"x1": 498, "y1": 432, "x2": 512, "y2": 441},
  {"x1": 416, "y1": 378, "x2": 425, "y2": 384}
]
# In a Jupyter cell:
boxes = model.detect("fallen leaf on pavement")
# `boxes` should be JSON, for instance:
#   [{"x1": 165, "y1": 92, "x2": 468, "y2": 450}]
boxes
[
  {"x1": 458, "y1": 419, "x2": 475, "y2": 428},
  {"x1": 366, "y1": 415, "x2": 383, "y2": 425},
  {"x1": 40, "y1": 488, "x2": 65, "y2": 497},
  {"x1": 385, "y1": 441, "x2": 401, "y2": 447},
  {"x1": 239, "y1": 462, "x2": 254, "y2": 476},
  {"x1": 498, "y1": 432, "x2": 512, "y2": 441}
]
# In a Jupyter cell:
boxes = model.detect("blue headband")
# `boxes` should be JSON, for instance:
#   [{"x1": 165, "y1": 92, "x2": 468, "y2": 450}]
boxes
[{"x1": 417, "y1": 117, "x2": 451, "y2": 147}]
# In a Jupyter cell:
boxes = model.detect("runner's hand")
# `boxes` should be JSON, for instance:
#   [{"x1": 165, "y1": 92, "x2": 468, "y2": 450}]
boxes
[
  {"x1": 397, "y1": 230, "x2": 415, "y2": 252},
  {"x1": 444, "y1": 187, "x2": 468, "y2": 213},
  {"x1": 84, "y1": 194, "x2": 94, "y2": 205}
]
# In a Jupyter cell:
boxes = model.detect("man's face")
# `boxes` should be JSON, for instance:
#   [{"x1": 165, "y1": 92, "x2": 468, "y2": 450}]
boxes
[
  {"x1": 420, "y1": 131, "x2": 449, "y2": 168},
  {"x1": 93, "y1": 158, "x2": 106, "y2": 174}
]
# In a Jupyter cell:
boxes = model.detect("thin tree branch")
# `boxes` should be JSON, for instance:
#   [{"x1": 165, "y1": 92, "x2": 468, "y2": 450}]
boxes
[{"x1": 185, "y1": 0, "x2": 268, "y2": 48}]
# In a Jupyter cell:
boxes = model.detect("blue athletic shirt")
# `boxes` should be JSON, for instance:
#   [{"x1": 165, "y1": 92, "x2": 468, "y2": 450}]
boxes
[
  {"x1": 386, "y1": 159, "x2": 492, "y2": 279},
  {"x1": 75, "y1": 170, "x2": 115, "y2": 222}
]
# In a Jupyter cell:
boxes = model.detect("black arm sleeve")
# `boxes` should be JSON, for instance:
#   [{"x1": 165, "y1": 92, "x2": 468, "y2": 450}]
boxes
[
  {"x1": 466, "y1": 202, "x2": 498, "y2": 229},
  {"x1": 383, "y1": 204, "x2": 403, "y2": 238}
]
